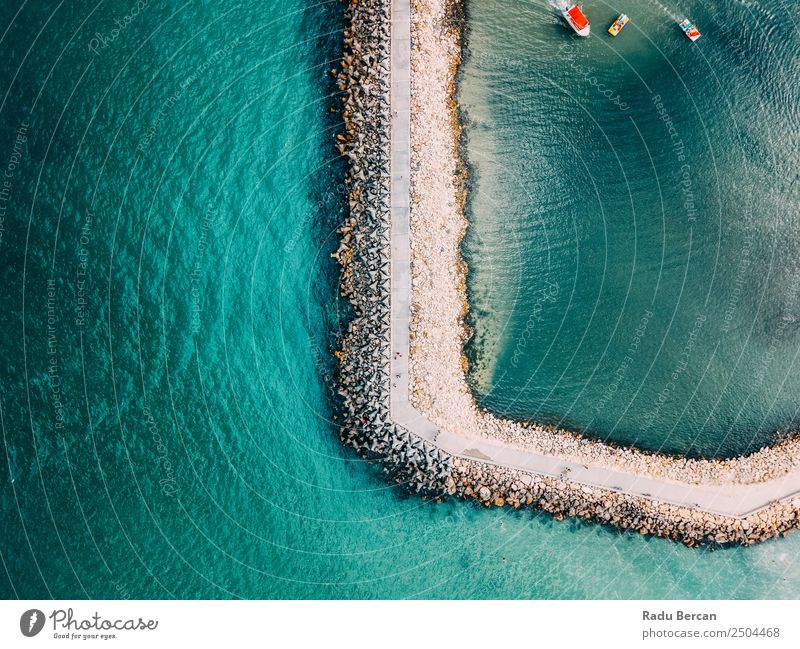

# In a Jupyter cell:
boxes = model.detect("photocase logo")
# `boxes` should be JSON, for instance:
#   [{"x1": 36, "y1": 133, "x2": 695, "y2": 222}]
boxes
[{"x1": 20, "y1": 609, "x2": 45, "y2": 637}]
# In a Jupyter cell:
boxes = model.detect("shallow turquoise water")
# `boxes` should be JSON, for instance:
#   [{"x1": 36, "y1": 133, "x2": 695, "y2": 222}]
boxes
[
  {"x1": 463, "y1": 0, "x2": 800, "y2": 458},
  {"x1": 1, "y1": 0, "x2": 799, "y2": 600}
]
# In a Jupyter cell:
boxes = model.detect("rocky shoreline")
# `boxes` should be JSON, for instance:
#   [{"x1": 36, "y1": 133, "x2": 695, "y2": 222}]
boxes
[
  {"x1": 334, "y1": 0, "x2": 452, "y2": 497},
  {"x1": 334, "y1": 0, "x2": 800, "y2": 545}
]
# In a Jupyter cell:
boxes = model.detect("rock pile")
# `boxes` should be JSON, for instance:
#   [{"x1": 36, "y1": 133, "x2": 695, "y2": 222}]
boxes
[
  {"x1": 334, "y1": 0, "x2": 451, "y2": 496},
  {"x1": 452, "y1": 459, "x2": 800, "y2": 546}
]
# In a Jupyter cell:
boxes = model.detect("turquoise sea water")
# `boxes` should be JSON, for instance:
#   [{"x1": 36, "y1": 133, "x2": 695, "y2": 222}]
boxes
[
  {"x1": 2, "y1": 0, "x2": 800, "y2": 600},
  {"x1": 463, "y1": 0, "x2": 800, "y2": 458}
]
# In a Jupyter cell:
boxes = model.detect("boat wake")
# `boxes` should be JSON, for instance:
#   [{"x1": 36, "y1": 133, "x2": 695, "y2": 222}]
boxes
[
  {"x1": 546, "y1": 0, "x2": 570, "y2": 17},
  {"x1": 651, "y1": 1, "x2": 682, "y2": 23}
]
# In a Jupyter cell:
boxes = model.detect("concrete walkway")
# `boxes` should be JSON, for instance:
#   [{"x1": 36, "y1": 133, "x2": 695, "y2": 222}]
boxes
[{"x1": 387, "y1": 0, "x2": 800, "y2": 519}]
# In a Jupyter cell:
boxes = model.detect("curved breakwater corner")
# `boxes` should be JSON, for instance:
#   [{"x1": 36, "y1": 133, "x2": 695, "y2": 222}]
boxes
[{"x1": 333, "y1": 0, "x2": 800, "y2": 546}]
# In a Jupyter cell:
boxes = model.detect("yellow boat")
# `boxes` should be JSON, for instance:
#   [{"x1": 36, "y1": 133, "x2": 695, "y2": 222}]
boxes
[{"x1": 608, "y1": 14, "x2": 629, "y2": 37}]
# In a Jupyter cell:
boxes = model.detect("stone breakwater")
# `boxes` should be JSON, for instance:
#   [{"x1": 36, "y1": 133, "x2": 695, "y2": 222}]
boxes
[
  {"x1": 334, "y1": 0, "x2": 800, "y2": 545},
  {"x1": 334, "y1": 0, "x2": 452, "y2": 496},
  {"x1": 450, "y1": 459, "x2": 800, "y2": 547}
]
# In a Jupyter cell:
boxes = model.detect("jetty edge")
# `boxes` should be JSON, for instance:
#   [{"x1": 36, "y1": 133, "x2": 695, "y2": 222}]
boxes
[
  {"x1": 333, "y1": 0, "x2": 800, "y2": 546},
  {"x1": 333, "y1": 0, "x2": 452, "y2": 497}
]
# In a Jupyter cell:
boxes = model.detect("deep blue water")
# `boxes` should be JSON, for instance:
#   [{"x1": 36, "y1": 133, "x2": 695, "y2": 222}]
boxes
[{"x1": 1, "y1": 0, "x2": 799, "y2": 600}]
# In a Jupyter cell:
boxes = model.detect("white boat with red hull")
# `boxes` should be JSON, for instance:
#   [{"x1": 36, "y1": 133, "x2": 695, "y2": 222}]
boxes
[{"x1": 561, "y1": 4, "x2": 590, "y2": 37}]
